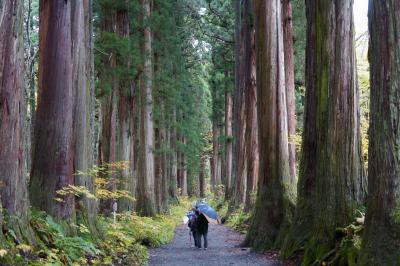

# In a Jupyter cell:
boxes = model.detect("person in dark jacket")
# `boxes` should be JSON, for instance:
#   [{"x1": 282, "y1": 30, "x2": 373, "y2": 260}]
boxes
[
  {"x1": 195, "y1": 209, "x2": 209, "y2": 250},
  {"x1": 187, "y1": 208, "x2": 198, "y2": 247}
]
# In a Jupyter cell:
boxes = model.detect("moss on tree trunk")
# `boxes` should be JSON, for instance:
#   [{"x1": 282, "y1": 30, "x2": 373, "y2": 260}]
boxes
[
  {"x1": 282, "y1": 0, "x2": 366, "y2": 262},
  {"x1": 0, "y1": 0, "x2": 36, "y2": 244},
  {"x1": 245, "y1": 0, "x2": 295, "y2": 251},
  {"x1": 30, "y1": 0, "x2": 76, "y2": 224},
  {"x1": 359, "y1": 1, "x2": 400, "y2": 265}
]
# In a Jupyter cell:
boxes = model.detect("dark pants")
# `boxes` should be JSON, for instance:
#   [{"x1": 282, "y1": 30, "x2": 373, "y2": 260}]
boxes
[
  {"x1": 191, "y1": 230, "x2": 196, "y2": 246},
  {"x1": 195, "y1": 231, "x2": 208, "y2": 248}
]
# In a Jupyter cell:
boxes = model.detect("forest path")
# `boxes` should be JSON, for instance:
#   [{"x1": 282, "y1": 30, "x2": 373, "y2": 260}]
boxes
[{"x1": 148, "y1": 224, "x2": 284, "y2": 266}]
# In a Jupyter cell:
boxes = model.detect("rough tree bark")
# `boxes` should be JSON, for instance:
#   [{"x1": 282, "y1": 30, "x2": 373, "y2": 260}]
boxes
[
  {"x1": 211, "y1": 119, "x2": 219, "y2": 190},
  {"x1": 160, "y1": 117, "x2": 169, "y2": 211},
  {"x1": 282, "y1": 0, "x2": 366, "y2": 262},
  {"x1": 30, "y1": 0, "x2": 76, "y2": 222},
  {"x1": 224, "y1": 89, "x2": 233, "y2": 199},
  {"x1": 169, "y1": 110, "x2": 178, "y2": 200},
  {"x1": 155, "y1": 124, "x2": 162, "y2": 211},
  {"x1": 232, "y1": 0, "x2": 246, "y2": 204},
  {"x1": 243, "y1": 0, "x2": 259, "y2": 212},
  {"x1": 71, "y1": 0, "x2": 100, "y2": 235},
  {"x1": 98, "y1": 87, "x2": 118, "y2": 214},
  {"x1": 97, "y1": 4, "x2": 136, "y2": 213},
  {"x1": 199, "y1": 158, "x2": 206, "y2": 198},
  {"x1": 137, "y1": 0, "x2": 156, "y2": 216},
  {"x1": 282, "y1": 0, "x2": 296, "y2": 184},
  {"x1": 244, "y1": 0, "x2": 295, "y2": 250},
  {"x1": 181, "y1": 136, "x2": 188, "y2": 196},
  {"x1": 360, "y1": 1, "x2": 400, "y2": 265},
  {"x1": 97, "y1": 9, "x2": 118, "y2": 214},
  {"x1": 176, "y1": 136, "x2": 182, "y2": 192},
  {"x1": 220, "y1": 124, "x2": 226, "y2": 192},
  {"x1": 0, "y1": 0, "x2": 35, "y2": 243},
  {"x1": 115, "y1": 8, "x2": 136, "y2": 212},
  {"x1": 154, "y1": 99, "x2": 168, "y2": 211}
]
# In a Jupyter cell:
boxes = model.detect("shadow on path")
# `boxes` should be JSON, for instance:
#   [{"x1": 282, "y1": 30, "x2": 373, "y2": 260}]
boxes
[{"x1": 148, "y1": 224, "x2": 285, "y2": 266}]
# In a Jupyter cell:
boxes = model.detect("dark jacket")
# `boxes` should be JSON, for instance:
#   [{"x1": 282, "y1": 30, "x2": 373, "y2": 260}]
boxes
[
  {"x1": 188, "y1": 214, "x2": 197, "y2": 232},
  {"x1": 196, "y1": 213, "x2": 209, "y2": 234}
]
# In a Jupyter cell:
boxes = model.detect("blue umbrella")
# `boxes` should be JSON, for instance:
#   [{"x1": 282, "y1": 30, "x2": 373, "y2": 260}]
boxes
[{"x1": 195, "y1": 202, "x2": 221, "y2": 224}]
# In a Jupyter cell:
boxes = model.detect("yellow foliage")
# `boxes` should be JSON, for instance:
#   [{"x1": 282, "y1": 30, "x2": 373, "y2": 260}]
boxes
[
  {"x1": 16, "y1": 244, "x2": 32, "y2": 254},
  {"x1": 54, "y1": 162, "x2": 135, "y2": 203},
  {"x1": 0, "y1": 250, "x2": 7, "y2": 258},
  {"x1": 288, "y1": 133, "x2": 302, "y2": 154}
]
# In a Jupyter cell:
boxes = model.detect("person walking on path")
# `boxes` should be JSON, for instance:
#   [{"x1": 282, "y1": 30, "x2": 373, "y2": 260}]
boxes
[
  {"x1": 187, "y1": 208, "x2": 198, "y2": 247},
  {"x1": 195, "y1": 209, "x2": 209, "y2": 250}
]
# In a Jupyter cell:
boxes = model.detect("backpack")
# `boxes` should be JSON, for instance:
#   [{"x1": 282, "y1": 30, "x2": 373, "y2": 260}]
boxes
[{"x1": 188, "y1": 214, "x2": 197, "y2": 229}]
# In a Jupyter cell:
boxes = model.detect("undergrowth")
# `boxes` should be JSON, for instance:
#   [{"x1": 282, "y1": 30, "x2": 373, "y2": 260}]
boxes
[
  {"x1": 316, "y1": 211, "x2": 365, "y2": 266},
  {"x1": 226, "y1": 208, "x2": 251, "y2": 234},
  {"x1": 0, "y1": 198, "x2": 190, "y2": 266},
  {"x1": 207, "y1": 192, "x2": 251, "y2": 234}
]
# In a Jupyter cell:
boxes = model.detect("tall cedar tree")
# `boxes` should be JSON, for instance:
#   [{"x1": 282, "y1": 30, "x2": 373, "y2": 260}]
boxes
[
  {"x1": 71, "y1": 0, "x2": 99, "y2": 234},
  {"x1": 232, "y1": 0, "x2": 246, "y2": 204},
  {"x1": 30, "y1": 0, "x2": 76, "y2": 222},
  {"x1": 97, "y1": 3, "x2": 136, "y2": 214},
  {"x1": 282, "y1": 0, "x2": 366, "y2": 262},
  {"x1": 360, "y1": 1, "x2": 400, "y2": 264},
  {"x1": 211, "y1": 84, "x2": 222, "y2": 191},
  {"x1": 114, "y1": 8, "x2": 136, "y2": 212},
  {"x1": 225, "y1": 89, "x2": 233, "y2": 199},
  {"x1": 243, "y1": 0, "x2": 258, "y2": 212},
  {"x1": 169, "y1": 110, "x2": 178, "y2": 199},
  {"x1": 282, "y1": 0, "x2": 296, "y2": 184},
  {"x1": 245, "y1": 0, "x2": 295, "y2": 250},
  {"x1": 97, "y1": 7, "x2": 119, "y2": 213},
  {"x1": 0, "y1": 0, "x2": 35, "y2": 243},
  {"x1": 137, "y1": 0, "x2": 156, "y2": 216}
]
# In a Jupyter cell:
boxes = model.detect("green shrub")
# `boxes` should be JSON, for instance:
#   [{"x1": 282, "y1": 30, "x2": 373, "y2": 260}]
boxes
[
  {"x1": 0, "y1": 198, "x2": 189, "y2": 266},
  {"x1": 227, "y1": 207, "x2": 251, "y2": 234}
]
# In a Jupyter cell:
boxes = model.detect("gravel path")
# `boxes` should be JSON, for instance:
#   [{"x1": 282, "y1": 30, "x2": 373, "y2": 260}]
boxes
[{"x1": 148, "y1": 224, "x2": 285, "y2": 266}]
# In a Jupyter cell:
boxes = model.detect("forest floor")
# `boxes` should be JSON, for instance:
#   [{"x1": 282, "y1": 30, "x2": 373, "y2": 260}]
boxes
[{"x1": 148, "y1": 224, "x2": 289, "y2": 266}]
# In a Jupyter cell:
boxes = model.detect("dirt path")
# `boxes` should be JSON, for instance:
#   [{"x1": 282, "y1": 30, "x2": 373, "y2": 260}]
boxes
[{"x1": 148, "y1": 224, "x2": 285, "y2": 266}]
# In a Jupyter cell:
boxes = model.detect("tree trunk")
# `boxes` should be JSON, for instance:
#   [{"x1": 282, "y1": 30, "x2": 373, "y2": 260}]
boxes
[
  {"x1": 0, "y1": 0, "x2": 35, "y2": 243},
  {"x1": 137, "y1": 0, "x2": 156, "y2": 216},
  {"x1": 243, "y1": 0, "x2": 258, "y2": 212},
  {"x1": 98, "y1": 85, "x2": 118, "y2": 214},
  {"x1": 71, "y1": 0, "x2": 99, "y2": 235},
  {"x1": 216, "y1": 134, "x2": 222, "y2": 189},
  {"x1": 232, "y1": 0, "x2": 246, "y2": 204},
  {"x1": 199, "y1": 158, "x2": 206, "y2": 198},
  {"x1": 360, "y1": 1, "x2": 400, "y2": 265},
  {"x1": 160, "y1": 121, "x2": 169, "y2": 211},
  {"x1": 30, "y1": 0, "x2": 76, "y2": 222},
  {"x1": 115, "y1": 9, "x2": 136, "y2": 212},
  {"x1": 176, "y1": 138, "x2": 182, "y2": 191},
  {"x1": 155, "y1": 125, "x2": 162, "y2": 211},
  {"x1": 224, "y1": 90, "x2": 233, "y2": 199},
  {"x1": 245, "y1": 0, "x2": 295, "y2": 250},
  {"x1": 169, "y1": 111, "x2": 178, "y2": 200},
  {"x1": 181, "y1": 136, "x2": 188, "y2": 196},
  {"x1": 283, "y1": 0, "x2": 366, "y2": 261},
  {"x1": 97, "y1": 5, "x2": 136, "y2": 214},
  {"x1": 234, "y1": 0, "x2": 250, "y2": 206},
  {"x1": 282, "y1": 0, "x2": 296, "y2": 184},
  {"x1": 97, "y1": 8, "x2": 118, "y2": 214},
  {"x1": 211, "y1": 120, "x2": 219, "y2": 190}
]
